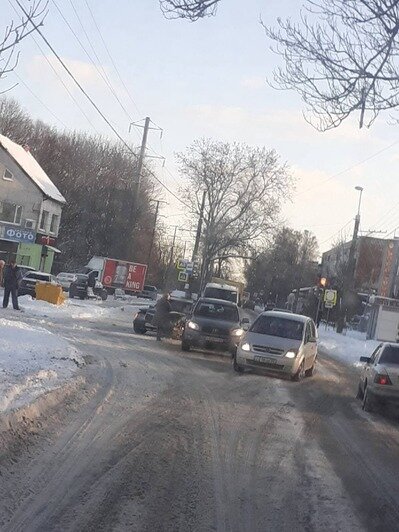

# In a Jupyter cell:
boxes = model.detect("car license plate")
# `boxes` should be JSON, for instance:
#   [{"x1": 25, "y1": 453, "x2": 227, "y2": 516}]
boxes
[
  {"x1": 205, "y1": 336, "x2": 224, "y2": 343},
  {"x1": 254, "y1": 356, "x2": 276, "y2": 364}
]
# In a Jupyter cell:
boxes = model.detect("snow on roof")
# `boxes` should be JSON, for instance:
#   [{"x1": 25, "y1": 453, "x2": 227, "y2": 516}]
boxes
[{"x1": 0, "y1": 134, "x2": 65, "y2": 204}]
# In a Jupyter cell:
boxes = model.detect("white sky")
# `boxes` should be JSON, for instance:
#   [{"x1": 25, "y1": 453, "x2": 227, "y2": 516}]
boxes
[{"x1": 3, "y1": 0, "x2": 399, "y2": 256}]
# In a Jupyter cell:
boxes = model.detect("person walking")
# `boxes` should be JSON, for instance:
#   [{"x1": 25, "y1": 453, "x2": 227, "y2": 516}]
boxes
[
  {"x1": 154, "y1": 292, "x2": 172, "y2": 341},
  {"x1": 3, "y1": 260, "x2": 21, "y2": 310}
]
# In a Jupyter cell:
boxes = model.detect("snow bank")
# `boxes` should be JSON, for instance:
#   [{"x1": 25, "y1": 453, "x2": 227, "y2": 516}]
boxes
[
  {"x1": 318, "y1": 328, "x2": 379, "y2": 367},
  {"x1": 0, "y1": 318, "x2": 84, "y2": 413}
]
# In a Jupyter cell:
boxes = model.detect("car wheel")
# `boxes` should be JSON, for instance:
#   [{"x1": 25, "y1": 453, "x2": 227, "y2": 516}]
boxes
[
  {"x1": 233, "y1": 355, "x2": 244, "y2": 374},
  {"x1": 133, "y1": 324, "x2": 146, "y2": 334},
  {"x1": 356, "y1": 383, "x2": 364, "y2": 400},
  {"x1": 292, "y1": 360, "x2": 305, "y2": 382},
  {"x1": 181, "y1": 339, "x2": 191, "y2": 351},
  {"x1": 362, "y1": 385, "x2": 375, "y2": 412},
  {"x1": 305, "y1": 360, "x2": 316, "y2": 377}
]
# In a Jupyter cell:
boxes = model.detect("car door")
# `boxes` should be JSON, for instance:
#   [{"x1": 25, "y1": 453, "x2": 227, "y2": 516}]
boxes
[
  {"x1": 304, "y1": 320, "x2": 317, "y2": 369},
  {"x1": 361, "y1": 344, "x2": 382, "y2": 390}
]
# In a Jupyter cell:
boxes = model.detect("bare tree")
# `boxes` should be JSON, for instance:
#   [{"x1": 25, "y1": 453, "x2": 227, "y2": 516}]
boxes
[
  {"x1": 264, "y1": 0, "x2": 399, "y2": 130},
  {"x1": 178, "y1": 138, "x2": 292, "y2": 282},
  {"x1": 1, "y1": 1, "x2": 47, "y2": 92},
  {"x1": 160, "y1": 0, "x2": 221, "y2": 20}
]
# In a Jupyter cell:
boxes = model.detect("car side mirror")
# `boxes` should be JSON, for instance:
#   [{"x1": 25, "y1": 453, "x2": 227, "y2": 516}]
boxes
[{"x1": 360, "y1": 356, "x2": 371, "y2": 364}]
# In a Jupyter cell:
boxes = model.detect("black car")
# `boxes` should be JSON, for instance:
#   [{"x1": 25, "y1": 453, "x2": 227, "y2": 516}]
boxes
[
  {"x1": 69, "y1": 273, "x2": 108, "y2": 300},
  {"x1": 181, "y1": 297, "x2": 249, "y2": 353},
  {"x1": 133, "y1": 297, "x2": 193, "y2": 336},
  {"x1": 19, "y1": 271, "x2": 59, "y2": 298}
]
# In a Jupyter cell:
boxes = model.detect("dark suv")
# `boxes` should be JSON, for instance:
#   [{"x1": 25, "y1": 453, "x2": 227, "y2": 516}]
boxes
[
  {"x1": 19, "y1": 271, "x2": 59, "y2": 298},
  {"x1": 69, "y1": 274, "x2": 108, "y2": 300},
  {"x1": 181, "y1": 297, "x2": 249, "y2": 353}
]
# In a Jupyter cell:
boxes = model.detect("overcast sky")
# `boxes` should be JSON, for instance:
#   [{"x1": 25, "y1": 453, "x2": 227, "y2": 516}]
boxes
[{"x1": 4, "y1": 0, "x2": 399, "y2": 255}]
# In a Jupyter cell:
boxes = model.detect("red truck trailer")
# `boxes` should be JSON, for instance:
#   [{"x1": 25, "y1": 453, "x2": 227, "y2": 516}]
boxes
[{"x1": 85, "y1": 256, "x2": 147, "y2": 295}]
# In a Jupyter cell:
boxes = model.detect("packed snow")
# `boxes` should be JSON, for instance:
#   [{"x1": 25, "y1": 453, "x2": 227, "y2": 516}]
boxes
[
  {"x1": 0, "y1": 317, "x2": 84, "y2": 413},
  {"x1": 318, "y1": 327, "x2": 379, "y2": 367}
]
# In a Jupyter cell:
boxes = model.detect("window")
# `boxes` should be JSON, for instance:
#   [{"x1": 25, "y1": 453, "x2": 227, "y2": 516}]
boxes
[
  {"x1": 370, "y1": 345, "x2": 382, "y2": 364},
  {"x1": 49, "y1": 214, "x2": 59, "y2": 234},
  {"x1": 3, "y1": 168, "x2": 13, "y2": 181},
  {"x1": 203, "y1": 287, "x2": 238, "y2": 303},
  {"x1": 0, "y1": 201, "x2": 22, "y2": 224},
  {"x1": 40, "y1": 210, "x2": 49, "y2": 231},
  {"x1": 379, "y1": 345, "x2": 399, "y2": 365},
  {"x1": 250, "y1": 316, "x2": 304, "y2": 341}
]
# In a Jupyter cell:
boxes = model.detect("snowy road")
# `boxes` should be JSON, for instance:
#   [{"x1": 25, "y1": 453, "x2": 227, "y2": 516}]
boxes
[{"x1": 1, "y1": 308, "x2": 399, "y2": 531}]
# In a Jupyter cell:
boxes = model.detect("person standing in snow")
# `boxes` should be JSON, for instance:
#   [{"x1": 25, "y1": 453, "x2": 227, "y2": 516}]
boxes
[
  {"x1": 0, "y1": 259, "x2": 5, "y2": 287},
  {"x1": 154, "y1": 292, "x2": 172, "y2": 341},
  {"x1": 2, "y1": 260, "x2": 22, "y2": 310}
]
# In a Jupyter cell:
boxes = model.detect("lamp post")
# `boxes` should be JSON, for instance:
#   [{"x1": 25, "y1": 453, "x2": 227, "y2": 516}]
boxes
[{"x1": 337, "y1": 186, "x2": 364, "y2": 333}]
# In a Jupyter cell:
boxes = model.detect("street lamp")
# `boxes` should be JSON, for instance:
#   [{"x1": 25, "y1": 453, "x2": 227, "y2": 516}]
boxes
[{"x1": 355, "y1": 186, "x2": 364, "y2": 217}]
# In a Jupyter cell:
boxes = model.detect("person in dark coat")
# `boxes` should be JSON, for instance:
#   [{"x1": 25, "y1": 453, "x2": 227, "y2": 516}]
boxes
[
  {"x1": 3, "y1": 260, "x2": 22, "y2": 310},
  {"x1": 154, "y1": 292, "x2": 172, "y2": 341}
]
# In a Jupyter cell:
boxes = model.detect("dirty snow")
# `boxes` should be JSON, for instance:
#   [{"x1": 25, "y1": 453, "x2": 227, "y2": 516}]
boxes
[
  {"x1": 0, "y1": 317, "x2": 83, "y2": 413},
  {"x1": 318, "y1": 327, "x2": 379, "y2": 367}
]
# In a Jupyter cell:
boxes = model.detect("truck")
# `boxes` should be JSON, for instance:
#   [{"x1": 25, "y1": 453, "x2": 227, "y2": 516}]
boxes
[
  {"x1": 84, "y1": 256, "x2": 148, "y2": 296},
  {"x1": 203, "y1": 277, "x2": 246, "y2": 306}
]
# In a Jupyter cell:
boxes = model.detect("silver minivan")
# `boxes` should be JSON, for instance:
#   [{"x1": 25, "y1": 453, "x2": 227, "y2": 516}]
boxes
[{"x1": 234, "y1": 311, "x2": 318, "y2": 380}]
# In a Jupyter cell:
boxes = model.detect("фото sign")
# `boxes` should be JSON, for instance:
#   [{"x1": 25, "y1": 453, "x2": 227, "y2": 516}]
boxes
[{"x1": 0, "y1": 224, "x2": 36, "y2": 244}]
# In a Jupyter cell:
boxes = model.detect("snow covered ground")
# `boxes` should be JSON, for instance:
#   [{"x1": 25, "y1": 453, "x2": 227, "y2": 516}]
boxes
[
  {"x1": 0, "y1": 317, "x2": 84, "y2": 413},
  {"x1": 318, "y1": 327, "x2": 379, "y2": 367}
]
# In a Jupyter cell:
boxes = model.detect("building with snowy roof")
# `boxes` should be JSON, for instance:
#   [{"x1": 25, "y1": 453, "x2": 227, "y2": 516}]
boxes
[{"x1": 0, "y1": 134, "x2": 65, "y2": 272}]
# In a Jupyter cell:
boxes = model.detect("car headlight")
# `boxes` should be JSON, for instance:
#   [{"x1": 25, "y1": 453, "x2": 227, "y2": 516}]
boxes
[
  {"x1": 285, "y1": 350, "x2": 298, "y2": 359},
  {"x1": 187, "y1": 320, "x2": 200, "y2": 331},
  {"x1": 231, "y1": 328, "x2": 245, "y2": 337},
  {"x1": 241, "y1": 342, "x2": 251, "y2": 352}
]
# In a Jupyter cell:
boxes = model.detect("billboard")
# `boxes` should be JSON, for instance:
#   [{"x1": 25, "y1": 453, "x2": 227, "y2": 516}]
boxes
[{"x1": 102, "y1": 259, "x2": 147, "y2": 292}]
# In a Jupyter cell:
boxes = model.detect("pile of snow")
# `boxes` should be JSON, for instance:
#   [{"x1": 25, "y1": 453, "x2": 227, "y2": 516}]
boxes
[
  {"x1": 318, "y1": 328, "x2": 379, "y2": 367},
  {"x1": 18, "y1": 296, "x2": 109, "y2": 320},
  {"x1": 0, "y1": 318, "x2": 84, "y2": 413}
]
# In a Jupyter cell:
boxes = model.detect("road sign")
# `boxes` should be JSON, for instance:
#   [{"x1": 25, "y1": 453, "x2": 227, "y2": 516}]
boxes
[
  {"x1": 324, "y1": 289, "x2": 337, "y2": 307},
  {"x1": 177, "y1": 259, "x2": 188, "y2": 270},
  {"x1": 178, "y1": 271, "x2": 188, "y2": 282}
]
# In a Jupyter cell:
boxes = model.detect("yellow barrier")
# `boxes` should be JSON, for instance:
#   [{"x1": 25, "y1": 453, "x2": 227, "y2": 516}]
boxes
[{"x1": 35, "y1": 282, "x2": 65, "y2": 306}]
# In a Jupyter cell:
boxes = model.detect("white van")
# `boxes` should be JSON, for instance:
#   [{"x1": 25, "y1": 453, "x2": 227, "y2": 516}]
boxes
[{"x1": 203, "y1": 282, "x2": 239, "y2": 305}]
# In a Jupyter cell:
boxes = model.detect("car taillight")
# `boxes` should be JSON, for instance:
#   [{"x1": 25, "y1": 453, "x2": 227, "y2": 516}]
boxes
[{"x1": 374, "y1": 374, "x2": 392, "y2": 385}]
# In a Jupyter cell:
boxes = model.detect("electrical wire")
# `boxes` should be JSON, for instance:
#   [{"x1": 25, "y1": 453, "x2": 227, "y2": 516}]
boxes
[
  {"x1": 295, "y1": 139, "x2": 399, "y2": 198},
  {"x1": 51, "y1": 0, "x2": 135, "y2": 127},
  {"x1": 318, "y1": 218, "x2": 354, "y2": 248},
  {"x1": 83, "y1": 0, "x2": 141, "y2": 116},
  {"x1": 14, "y1": 0, "x2": 190, "y2": 208},
  {"x1": 13, "y1": 70, "x2": 68, "y2": 128}
]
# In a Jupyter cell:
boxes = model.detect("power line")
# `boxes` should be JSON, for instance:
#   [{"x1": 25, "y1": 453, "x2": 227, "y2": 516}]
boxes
[
  {"x1": 51, "y1": 0, "x2": 134, "y2": 126},
  {"x1": 8, "y1": 0, "x2": 100, "y2": 133},
  {"x1": 295, "y1": 139, "x2": 399, "y2": 198},
  {"x1": 318, "y1": 218, "x2": 354, "y2": 248},
  {"x1": 83, "y1": 0, "x2": 141, "y2": 116},
  {"x1": 13, "y1": 70, "x2": 67, "y2": 128},
  {"x1": 14, "y1": 0, "x2": 189, "y2": 207}
]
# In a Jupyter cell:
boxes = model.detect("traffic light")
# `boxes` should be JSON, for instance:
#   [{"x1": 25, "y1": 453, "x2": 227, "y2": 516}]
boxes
[
  {"x1": 316, "y1": 275, "x2": 328, "y2": 288},
  {"x1": 192, "y1": 260, "x2": 200, "y2": 278}
]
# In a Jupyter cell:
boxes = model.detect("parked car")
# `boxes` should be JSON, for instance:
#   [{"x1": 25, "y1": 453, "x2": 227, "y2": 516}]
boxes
[
  {"x1": 181, "y1": 297, "x2": 248, "y2": 353},
  {"x1": 18, "y1": 271, "x2": 59, "y2": 298},
  {"x1": 18, "y1": 265, "x2": 36, "y2": 278},
  {"x1": 69, "y1": 274, "x2": 108, "y2": 300},
  {"x1": 139, "y1": 285, "x2": 158, "y2": 300},
  {"x1": 56, "y1": 272, "x2": 77, "y2": 291},
  {"x1": 133, "y1": 296, "x2": 193, "y2": 337},
  {"x1": 357, "y1": 343, "x2": 399, "y2": 412},
  {"x1": 114, "y1": 288, "x2": 129, "y2": 300},
  {"x1": 234, "y1": 311, "x2": 317, "y2": 380}
]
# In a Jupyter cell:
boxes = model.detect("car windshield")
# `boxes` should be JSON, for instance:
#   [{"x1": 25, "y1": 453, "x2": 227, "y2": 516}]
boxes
[
  {"x1": 144, "y1": 285, "x2": 156, "y2": 291},
  {"x1": 250, "y1": 315, "x2": 304, "y2": 341},
  {"x1": 204, "y1": 287, "x2": 237, "y2": 303},
  {"x1": 76, "y1": 274, "x2": 88, "y2": 281},
  {"x1": 25, "y1": 273, "x2": 49, "y2": 281},
  {"x1": 380, "y1": 345, "x2": 399, "y2": 365},
  {"x1": 194, "y1": 302, "x2": 239, "y2": 322}
]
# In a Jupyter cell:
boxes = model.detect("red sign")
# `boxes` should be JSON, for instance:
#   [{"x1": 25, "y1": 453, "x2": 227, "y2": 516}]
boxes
[
  {"x1": 124, "y1": 263, "x2": 147, "y2": 292},
  {"x1": 102, "y1": 259, "x2": 118, "y2": 286},
  {"x1": 101, "y1": 259, "x2": 147, "y2": 292},
  {"x1": 36, "y1": 234, "x2": 57, "y2": 246}
]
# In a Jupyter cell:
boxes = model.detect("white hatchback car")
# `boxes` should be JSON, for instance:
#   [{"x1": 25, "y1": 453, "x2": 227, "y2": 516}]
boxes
[
  {"x1": 357, "y1": 342, "x2": 399, "y2": 412},
  {"x1": 234, "y1": 311, "x2": 318, "y2": 380}
]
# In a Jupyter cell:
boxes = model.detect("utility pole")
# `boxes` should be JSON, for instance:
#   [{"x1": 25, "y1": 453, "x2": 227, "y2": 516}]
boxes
[
  {"x1": 191, "y1": 190, "x2": 206, "y2": 262},
  {"x1": 166, "y1": 226, "x2": 179, "y2": 288},
  {"x1": 147, "y1": 199, "x2": 168, "y2": 267},
  {"x1": 337, "y1": 186, "x2": 364, "y2": 333}
]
